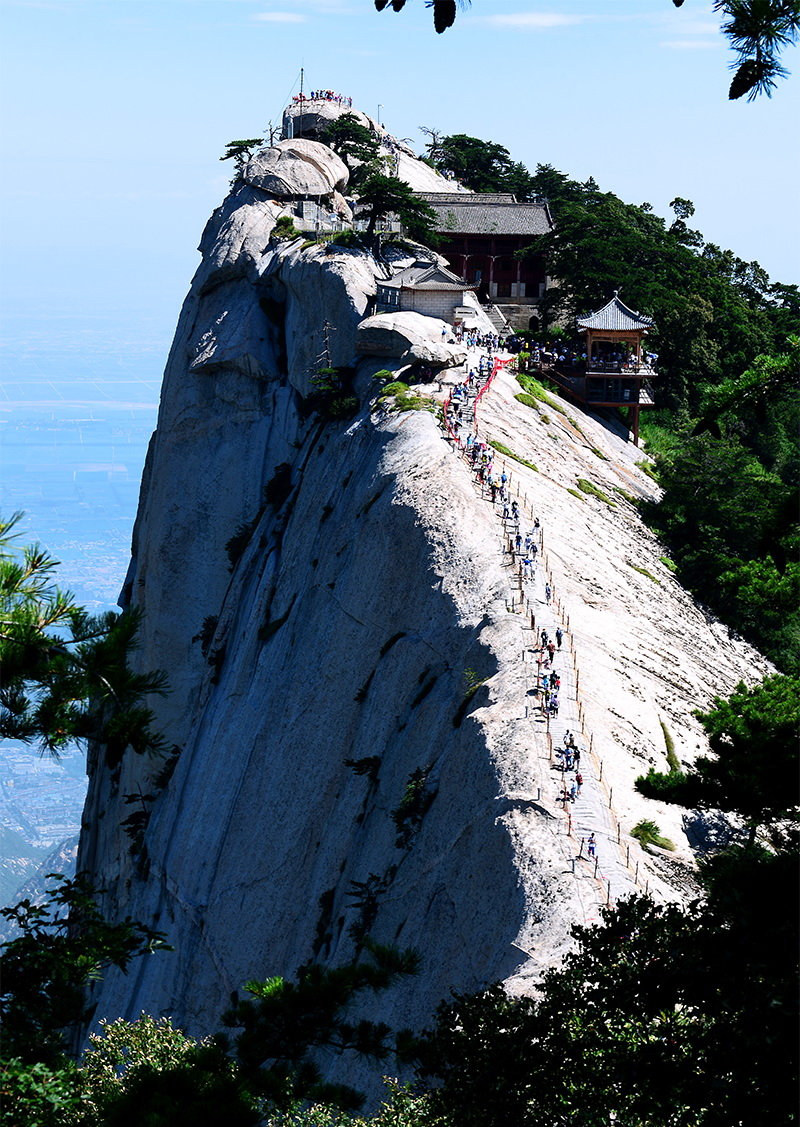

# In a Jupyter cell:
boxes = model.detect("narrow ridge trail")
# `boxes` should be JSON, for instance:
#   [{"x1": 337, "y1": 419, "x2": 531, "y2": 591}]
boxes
[{"x1": 443, "y1": 347, "x2": 665, "y2": 925}]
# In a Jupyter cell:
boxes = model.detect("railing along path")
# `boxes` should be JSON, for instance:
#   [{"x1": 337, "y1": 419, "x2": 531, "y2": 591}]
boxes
[{"x1": 440, "y1": 349, "x2": 654, "y2": 926}]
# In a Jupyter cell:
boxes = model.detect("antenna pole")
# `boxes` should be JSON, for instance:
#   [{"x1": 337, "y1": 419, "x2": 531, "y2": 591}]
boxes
[{"x1": 300, "y1": 67, "x2": 304, "y2": 101}]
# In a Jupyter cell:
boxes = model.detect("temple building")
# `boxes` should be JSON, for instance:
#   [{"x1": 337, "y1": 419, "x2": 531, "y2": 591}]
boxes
[
  {"x1": 414, "y1": 193, "x2": 553, "y2": 331},
  {"x1": 375, "y1": 260, "x2": 479, "y2": 323},
  {"x1": 545, "y1": 292, "x2": 657, "y2": 446}
]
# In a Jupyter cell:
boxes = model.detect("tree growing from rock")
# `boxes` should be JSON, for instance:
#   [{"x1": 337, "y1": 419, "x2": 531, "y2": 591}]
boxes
[
  {"x1": 220, "y1": 138, "x2": 264, "y2": 174},
  {"x1": 325, "y1": 113, "x2": 383, "y2": 187},
  {"x1": 357, "y1": 174, "x2": 438, "y2": 244},
  {"x1": 636, "y1": 673, "x2": 800, "y2": 843},
  {"x1": 421, "y1": 132, "x2": 537, "y2": 199}
]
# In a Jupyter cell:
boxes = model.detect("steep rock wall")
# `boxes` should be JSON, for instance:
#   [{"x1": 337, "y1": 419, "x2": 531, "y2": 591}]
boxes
[{"x1": 78, "y1": 152, "x2": 771, "y2": 1086}]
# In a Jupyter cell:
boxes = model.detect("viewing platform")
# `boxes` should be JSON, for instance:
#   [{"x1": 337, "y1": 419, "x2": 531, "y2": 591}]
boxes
[
  {"x1": 543, "y1": 364, "x2": 656, "y2": 409},
  {"x1": 541, "y1": 292, "x2": 658, "y2": 445}
]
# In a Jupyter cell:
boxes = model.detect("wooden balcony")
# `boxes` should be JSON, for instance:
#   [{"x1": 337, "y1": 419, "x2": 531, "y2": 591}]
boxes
[{"x1": 541, "y1": 363, "x2": 656, "y2": 408}]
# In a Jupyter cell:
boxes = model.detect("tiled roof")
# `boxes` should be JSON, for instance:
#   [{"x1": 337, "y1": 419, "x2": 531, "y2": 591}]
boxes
[
  {"x1": 576, "y1": 293, "x2": 654, "y2": 332},
  {"x1": 415, "y1": 193, "x2": 553, "y2": 237},
  {"x1": 416, "y1": 192, "x2": 517, "y2": 205},
  {"x1": 379, "y1": 261, "x2": 475, "y2": 291}
]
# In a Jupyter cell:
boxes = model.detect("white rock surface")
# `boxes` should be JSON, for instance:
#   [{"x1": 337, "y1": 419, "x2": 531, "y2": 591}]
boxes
[
  {"x1": 283, "y1": 98, "x2": 465, "y2": 195},
  {"x1": 244, "y1": 138, "x2": 349, "y2": 199},
  {"x1": 357, "y1": 312, "x2": 467, "y2": 366},
  {"x1": 76, "y1": 171, "x2": 770, "y2": 1101}
]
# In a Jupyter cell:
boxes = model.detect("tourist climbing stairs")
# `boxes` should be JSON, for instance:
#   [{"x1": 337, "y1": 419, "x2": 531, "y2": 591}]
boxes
[{"x1": 442, "y1": 346, "x2": 662, "y2": 927}]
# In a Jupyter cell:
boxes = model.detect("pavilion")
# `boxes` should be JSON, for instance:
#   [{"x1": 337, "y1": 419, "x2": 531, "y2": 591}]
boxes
[{"x1": 546, "y1": 293, "x2": 657, "y2": 446}]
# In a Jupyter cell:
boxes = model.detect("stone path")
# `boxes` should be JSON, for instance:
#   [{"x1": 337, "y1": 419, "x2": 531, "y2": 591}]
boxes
[{"x1": 444, "y1": 346, "x2": 649, "y2": 925}]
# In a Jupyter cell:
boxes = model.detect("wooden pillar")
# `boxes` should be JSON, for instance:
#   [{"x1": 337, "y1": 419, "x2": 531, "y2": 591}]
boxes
[{"x1": 631, "y1": 402, "x2": 641, "y2": 446}]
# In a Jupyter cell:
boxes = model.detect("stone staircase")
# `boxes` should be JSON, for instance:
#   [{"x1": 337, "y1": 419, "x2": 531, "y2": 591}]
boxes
[{"x1": 483, "y1": 302, "x2": 513, "y2": 335}]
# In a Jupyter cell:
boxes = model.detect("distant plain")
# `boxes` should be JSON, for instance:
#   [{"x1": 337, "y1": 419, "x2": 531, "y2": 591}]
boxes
[{"x1": 0, "y1": 353, "x2": 159, "y2": 902}]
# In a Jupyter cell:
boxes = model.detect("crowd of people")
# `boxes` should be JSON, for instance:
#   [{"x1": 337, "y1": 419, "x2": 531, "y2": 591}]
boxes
[
  {"x1": 292, "y1": 90, "x2": 353, "y2": 107},
  {"x1": 538, "y1": 343, "x2": 654, "y2": 373},
  {"x1": 444, "y1": 351, "x2": 604, "y2": 873},
  {"x1": 449, "y1": 326, "x2": 505, "y2": 351}
]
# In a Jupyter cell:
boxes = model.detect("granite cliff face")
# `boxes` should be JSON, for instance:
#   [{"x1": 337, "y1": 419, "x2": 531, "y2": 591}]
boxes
[{"x1": 78, "y1": 134, "x2": 770, "y2": 1081}]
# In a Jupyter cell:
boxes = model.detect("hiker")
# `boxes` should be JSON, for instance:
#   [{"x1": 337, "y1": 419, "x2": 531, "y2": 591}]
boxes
[
  {"x1": 587, "y1": 833, "x2": 596, "y2": 858},
  {"x1": 541, "y1": 630, "x2": 549, "y2": 646},
  {"x1": 515, "y1": 532, "x2": 523, "y2": 551},
  {"x1": 570, "y1": 781, "x2": 578, "y2": 802},
  {"x1": 575, "y1": 772, "x2": 583, "y2": 793},
  {"x1": 545, "y1": 583, "x2": 552, "y2": 604},
  {"x1": 556, "y1": 627, "x2": 563, "y2": 649},
  {"x1": 573, "y1": 748, "x2": 581, "y2": 767}
]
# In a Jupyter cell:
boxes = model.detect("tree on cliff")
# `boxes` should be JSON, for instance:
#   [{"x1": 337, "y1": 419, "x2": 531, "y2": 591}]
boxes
[
  {"x1": 421, "y1": 133, "x2": 537, "y2": 199},
  {"x1": 636, "y1": 674, "x2": 800, "y2": 844},
  {"x1": 1, "y1": 890, "x2": 421, "y2": 1126},
  {"x1": 356, "y1": 173, "x2": 438, "y2": 244},
  {"x1": 372, "y1": 0, "x2": 800, "y2": 100},
  {"x1": 0, "y1": 874, "x2": 171, "y2": 1126},
  {"x1": 0, "y1": 513, "x2": 169, "y2": 768},
  {"x1": 220, "y1": 139, "x2": 264, "y2": 175},
  {"x1": 413, "y1": 879, "x2": 798, "y2": 1126},
  {"x1": 325, "y1": 113, "x2": 383, "y2": 187}
]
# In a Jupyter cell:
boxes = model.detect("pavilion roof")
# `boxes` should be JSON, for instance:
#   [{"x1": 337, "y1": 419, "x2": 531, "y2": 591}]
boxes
[
  {"x1": 576, "y1": 293, "x2": 654, "y2": 332},
  {"x1": 415, "y1": 193, "x2": 553, "y2": 237}
]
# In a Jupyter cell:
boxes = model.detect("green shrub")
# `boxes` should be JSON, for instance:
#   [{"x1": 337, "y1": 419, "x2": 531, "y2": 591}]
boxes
[
  {"x1": 453, "y1": 669, "x2": 488, "y2": 728},
  {"x1": 489, "y1": 440, "x2": 538, "y2": 472},
  {"x1": 660, "y1": 719, "x2": 681, "y2": 771},
  {"x1": 631, "y1": 819, "x2": 676, "y2": 851},
  {"x1": 392, "y1": 765, "x2": 436, "y2": 848},
  {"x1": 626, "y1": 560, "x2": 659, "y2": 584},
  {"x1": 516, "y1": 374, "x2": 566, "y2": 415},
  {"x1": 327, "y1": 228, "x2": 364, "y2": 250},
  {"x1": 378, "y1": 381, "x2": 410, "y2": 399},
  {"x1": 636, "y1": 459, "x2": 659, "y2": 481},
  {"x1": 271, "y1": 215, "x2": 301, "y2": 241},
  {"x1": 307, "y1": 367, "x2": 360, "y2": 421},
  {"x1": 660, "y1": 555, "x2": 678, "y2": 572},
  {"x1": 225, "y1": 517, "x2": 259, "y2": 569},
  {"x1": 576, "y1": 479, "x2": 616, "y2": 507},
  {"x1": 613, "y1": 486, "x2": 637, "y2": 504}
]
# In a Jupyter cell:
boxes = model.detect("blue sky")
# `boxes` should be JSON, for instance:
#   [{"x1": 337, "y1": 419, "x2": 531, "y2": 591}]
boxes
[{"x1": 1, "y1": 0, "x2": 798, "y2": 380}]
